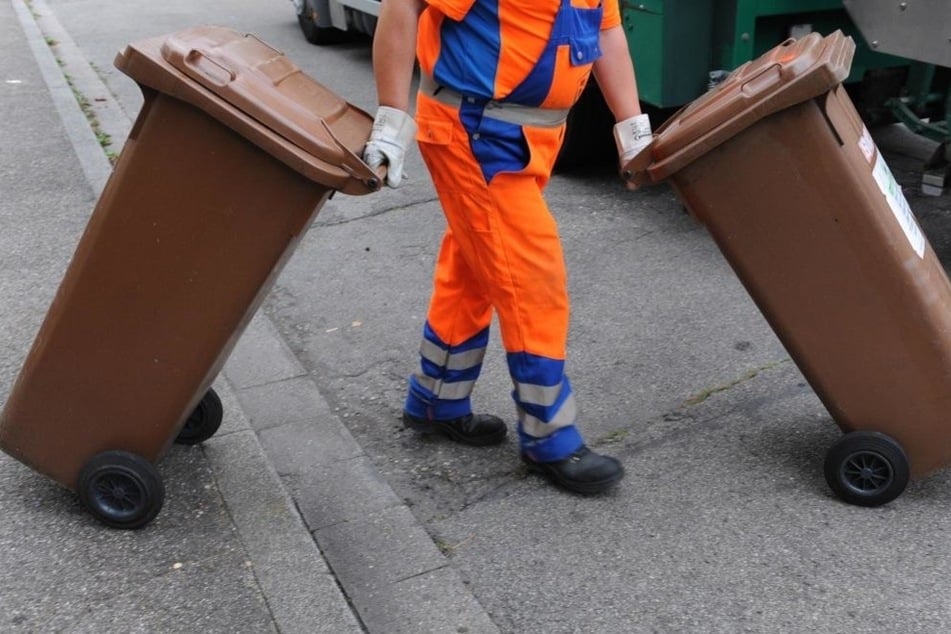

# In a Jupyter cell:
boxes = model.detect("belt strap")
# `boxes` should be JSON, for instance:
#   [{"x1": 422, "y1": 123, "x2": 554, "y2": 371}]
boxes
[{"x1": 419, "y1": 74, "x2": 569, "y2": 128}]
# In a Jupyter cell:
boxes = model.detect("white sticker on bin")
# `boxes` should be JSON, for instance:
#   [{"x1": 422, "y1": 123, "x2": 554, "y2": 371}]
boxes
[
  {"x1": 858, "y1": 126, "x2": 875, "y2": 164},
  {"x1": 868, "y1": 143, "x2": 925, "y2": 259}
]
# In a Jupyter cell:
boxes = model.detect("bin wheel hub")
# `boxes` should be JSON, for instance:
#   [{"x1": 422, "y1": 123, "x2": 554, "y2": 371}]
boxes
[
  {"x1": 95, "y1": 474, "x2": 141, "y2": 512},
  {"x1": 842, "y1": 451, "x2": 892, "y2": 494}
]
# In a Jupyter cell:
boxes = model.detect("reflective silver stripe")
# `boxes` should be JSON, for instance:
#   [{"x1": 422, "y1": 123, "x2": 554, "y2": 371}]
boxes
[
  {"x1": 419, "y1": 74, "x2": 569, "y2": 128},
  {"x1": 419, "y1": 338, "x2": 486, "y2": 371},
  {"x1": 517, "y1": 381, "x2": 563, "y2": 407},
  {"x1": 517, "y1": 395, "x2": 577, "y2": 438},
  {"x1": 416, "y1": 374, "x2": 477, "y2": 400}
]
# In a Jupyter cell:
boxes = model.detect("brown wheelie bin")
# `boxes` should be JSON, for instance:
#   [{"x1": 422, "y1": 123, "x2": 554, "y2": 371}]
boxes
[
  {"x1": 0, "y1": 26, "x2": 381, "y2": 528},
  {"x1": 625, "y1": 31, "x2": 951, "y2": 507}
]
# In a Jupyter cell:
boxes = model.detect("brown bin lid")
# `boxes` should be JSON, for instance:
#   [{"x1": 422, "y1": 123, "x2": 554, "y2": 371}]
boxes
[
  {"x1": 628, "y1": 30, "x2": 855, "y2": 184},
  {"x1": 115, "y1": 26, "x2": 381, "y2": 195}
]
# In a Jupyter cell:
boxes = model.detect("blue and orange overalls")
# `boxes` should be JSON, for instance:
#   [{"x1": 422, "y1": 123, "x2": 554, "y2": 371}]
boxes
[{"x1": 404, "y1": 0, "x2": 620, "y2": 462}]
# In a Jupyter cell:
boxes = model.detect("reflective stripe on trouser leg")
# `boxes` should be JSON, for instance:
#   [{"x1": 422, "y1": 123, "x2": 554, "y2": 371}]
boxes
[
  {"x1": 405, "y1": 228, "x2": 493, "y2": 421},
  {"x1": 510, "y1": 352, "x2": 583, "y2": 462},
  {"x1": 405, "y1": 321, "x2": 489, "y2": 420},
  {"x1": 414, "y1": 95, "x2": 584, "y2": 460}
]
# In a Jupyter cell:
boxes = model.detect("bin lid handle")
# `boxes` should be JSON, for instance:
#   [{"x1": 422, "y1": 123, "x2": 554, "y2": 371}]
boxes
[
  {"x1": 243, "y1": 32, "x2": 283, "y2": 57},
  {"x1": 183, "y1": 49, "x2": 235, "y2": 87}
]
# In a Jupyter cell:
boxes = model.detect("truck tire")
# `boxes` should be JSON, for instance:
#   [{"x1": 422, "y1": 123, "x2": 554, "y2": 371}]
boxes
[{"x1": 297, "y1": 0, "x2": 350, "y2": 45}]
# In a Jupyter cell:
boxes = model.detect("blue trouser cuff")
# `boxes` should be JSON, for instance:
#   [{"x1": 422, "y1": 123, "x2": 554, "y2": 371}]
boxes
[
  {"x1": 518, "y1": 424, "x2": 584, "y2": 462},
  {"x1": 404, "y1": 375, "x2": 471, "y2": 420}
]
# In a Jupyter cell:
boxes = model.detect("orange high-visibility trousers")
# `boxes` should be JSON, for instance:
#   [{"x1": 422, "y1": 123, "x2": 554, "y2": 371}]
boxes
[{"x1": 404, "y1": 93, "x2": 584, "y2": 461}]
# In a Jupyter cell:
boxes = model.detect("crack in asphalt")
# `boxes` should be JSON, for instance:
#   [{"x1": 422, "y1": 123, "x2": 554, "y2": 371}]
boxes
[{"x1": 313, "y1": 197, "x2": 440, "y2": 227}]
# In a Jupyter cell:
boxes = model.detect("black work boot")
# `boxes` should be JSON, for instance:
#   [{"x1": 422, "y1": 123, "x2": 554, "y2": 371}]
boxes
[
  {"x1": 522, "y1": 446, "x2": 624, "y2": 494},
  {"x1": 402, "y1": 412, "x2": 507, "y2": 446}
]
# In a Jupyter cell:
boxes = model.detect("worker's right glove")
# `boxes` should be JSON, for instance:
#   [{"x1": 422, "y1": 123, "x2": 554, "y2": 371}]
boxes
[
  {"x1": 613, "y1": 113, "x2": 652, "y2": 165},
  {"x1": 363, "y1": 106, "x2": 418, "y2": 188}
]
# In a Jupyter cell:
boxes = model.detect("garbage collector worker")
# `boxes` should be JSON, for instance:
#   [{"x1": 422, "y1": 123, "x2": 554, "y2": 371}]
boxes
[{"x1": 363, "y1": 0, "x2": 651, "y2": 493}]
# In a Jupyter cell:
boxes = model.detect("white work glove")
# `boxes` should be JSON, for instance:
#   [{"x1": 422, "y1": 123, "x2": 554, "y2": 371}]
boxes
[
  {"x1": 363, "y1": 106, "x2": 418, "y2": 188},
  {"x1": 613, "y1": 113, "x2": 652, "y2": 165}
]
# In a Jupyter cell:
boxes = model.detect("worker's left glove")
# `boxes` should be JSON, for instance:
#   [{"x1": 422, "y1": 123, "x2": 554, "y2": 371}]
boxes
[
  {"x1": 613, "y1": 113, "x2": 652, "y2": 165},
  {"x1": 363, "y1": 106, "x2": 418, "y2": 188}
]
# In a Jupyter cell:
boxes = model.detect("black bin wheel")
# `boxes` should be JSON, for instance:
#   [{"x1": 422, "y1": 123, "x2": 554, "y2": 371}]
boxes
[
  {"x1": 175, "y1": 388, "x2": 223, "y2": 446},
  {"x1": 78, "y1": 450, "x2": 165, "y2": 529},
  {"x1": 824, "y1": 431, "x2": 909, "y2": 507}
]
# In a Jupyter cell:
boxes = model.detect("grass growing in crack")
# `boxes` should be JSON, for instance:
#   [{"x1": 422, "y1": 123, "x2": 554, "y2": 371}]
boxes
[
  {"x1": 595, "y1": 428, "x2": 629, "y2": 445},
  {"x1": 583, "y1": 360, "x2": 791, "y2": 447},
  {"x1": 45, "y1": 45, "x2": 117, "y2": 165},
  {"x1": 682, "y1": 358, "x2": 789, "y2": 407},
  {"x1": 66, "y1": 74, "x2": 118, "y2": 164},
  {"x1": 434, "y1": 535, "x2": 474, "y2": 555}
]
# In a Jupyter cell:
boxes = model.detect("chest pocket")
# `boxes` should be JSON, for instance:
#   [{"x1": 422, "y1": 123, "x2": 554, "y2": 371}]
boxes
[
  {"x1": 507, "y1": 0, "x2": 604, "y2": 109},
  {"x1": 564, "y1": 5, "x2": 602, "y2": 67}
]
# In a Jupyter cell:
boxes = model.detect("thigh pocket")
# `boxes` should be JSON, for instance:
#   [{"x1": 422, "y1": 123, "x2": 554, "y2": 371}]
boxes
[{"x1": 417, "y1": 116, "x2": 454, "y2": 146}]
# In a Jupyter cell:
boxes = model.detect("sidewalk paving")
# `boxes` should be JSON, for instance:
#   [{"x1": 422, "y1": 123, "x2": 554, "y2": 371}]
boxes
[{"x1": 1, "y1": 0, "x2": 489, "y2": 631}]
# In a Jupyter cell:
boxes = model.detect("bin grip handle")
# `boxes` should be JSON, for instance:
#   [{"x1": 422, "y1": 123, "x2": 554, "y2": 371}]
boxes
[
  {"x1": 621, "y1": 140, "x2": 656, "y2": 190},
  {"x1": 319, "y1": 119, "x2": 385, "y2": 192},
  {"x1": 183, "y1": 49, "x2": 236, "y2": 87}
]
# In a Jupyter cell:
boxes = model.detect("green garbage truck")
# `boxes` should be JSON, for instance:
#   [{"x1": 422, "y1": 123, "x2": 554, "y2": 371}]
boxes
[{"x1": 561, "y1": 0, "x2": 949, "y2": 190}]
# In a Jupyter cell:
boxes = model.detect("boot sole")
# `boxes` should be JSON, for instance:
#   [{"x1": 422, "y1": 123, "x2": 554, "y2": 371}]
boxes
[
  {"x1": 403, "y1": 416, "x2": 507, "y2": 447},
  {"x1": 522, "y1": 456, "x2": 624, "y2": 494}
]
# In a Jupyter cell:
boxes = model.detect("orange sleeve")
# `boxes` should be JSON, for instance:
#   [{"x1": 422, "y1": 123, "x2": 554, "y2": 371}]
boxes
[
  {"x1": 600, "y1": 0, "x2": 620, "y2": 30},
  {"x1": 424, "y1": 0, "x2": 476, "y2": 22}
]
